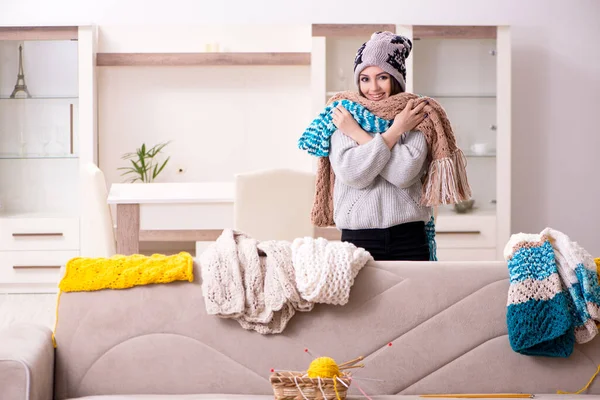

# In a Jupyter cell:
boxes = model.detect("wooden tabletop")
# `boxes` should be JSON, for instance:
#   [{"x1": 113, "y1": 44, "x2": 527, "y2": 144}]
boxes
[{"x1": 107, "y1": 182, "x2": 235, "y2": 204}]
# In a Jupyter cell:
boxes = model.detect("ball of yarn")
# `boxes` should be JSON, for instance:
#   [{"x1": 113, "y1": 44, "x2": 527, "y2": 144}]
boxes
[{"x1": 307, "y1": 356, "x2": 341, "y2": 378}]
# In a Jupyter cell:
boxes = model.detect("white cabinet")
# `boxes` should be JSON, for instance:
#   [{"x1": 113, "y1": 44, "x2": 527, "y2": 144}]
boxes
[
  {"x1": 310, "y1": 24, "x2": 511, "y2": 261},
  {"x1": 0, "y1": 26, "x2": 98, "y2": 292},
  {"x1": 410, "y1": 25, "x2": 511, "y2": 261},
  {"x1": 433, "y1": 210, "x2": 497, "y2": 261}
]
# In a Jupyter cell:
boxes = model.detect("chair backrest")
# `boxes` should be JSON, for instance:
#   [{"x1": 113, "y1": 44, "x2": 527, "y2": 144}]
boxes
[
  {"x1": 79, "y1": 163, "x2": 116, "y2": 258},
  {"x1": 234, "y1": 168, "x2": 315, "y2": 241}
]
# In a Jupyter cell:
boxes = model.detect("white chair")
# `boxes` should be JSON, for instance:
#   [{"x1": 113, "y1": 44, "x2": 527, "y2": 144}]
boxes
[
  {"x1": 233, "y1": 168, "x2": 316, "y2": 241},
  {"x1": 79, "y1": 162, "x2": 116, "y2": 258}
]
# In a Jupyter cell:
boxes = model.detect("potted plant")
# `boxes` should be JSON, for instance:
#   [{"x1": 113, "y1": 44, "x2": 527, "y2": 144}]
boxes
[{"x1": 118, "y1": 141, "x2": 171, "y2": 183}]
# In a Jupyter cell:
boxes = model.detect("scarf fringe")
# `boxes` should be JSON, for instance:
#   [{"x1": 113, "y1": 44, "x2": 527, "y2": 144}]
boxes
[{"x1": 421, "y1": 149, "x2": 472, "y2": 206}]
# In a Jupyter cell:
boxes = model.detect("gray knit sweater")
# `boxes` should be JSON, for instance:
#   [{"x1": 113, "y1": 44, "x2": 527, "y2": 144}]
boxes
[{"x1": 329, "y1": 130, "x2": 432, "y2": 230}]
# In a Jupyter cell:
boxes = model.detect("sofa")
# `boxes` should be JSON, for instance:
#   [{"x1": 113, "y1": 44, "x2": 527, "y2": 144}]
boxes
[{"x1": 1, "y1": 260, "x2": 599, "y2": 399}]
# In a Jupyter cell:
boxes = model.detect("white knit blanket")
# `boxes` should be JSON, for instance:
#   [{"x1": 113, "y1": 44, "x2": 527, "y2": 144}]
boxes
[{"x1": 198, "y1": 229, "x2": 373, "y2": 334}]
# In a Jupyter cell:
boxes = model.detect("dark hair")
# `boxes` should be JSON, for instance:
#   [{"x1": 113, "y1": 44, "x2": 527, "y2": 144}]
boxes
[{"x1": 358, "y1": 74, "x2": 403, "y2": 98}]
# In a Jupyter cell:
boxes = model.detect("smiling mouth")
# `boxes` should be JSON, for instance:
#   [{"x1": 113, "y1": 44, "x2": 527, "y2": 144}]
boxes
[{"x1": 369, "y1": 93, "x2": 385, "y2": 100}]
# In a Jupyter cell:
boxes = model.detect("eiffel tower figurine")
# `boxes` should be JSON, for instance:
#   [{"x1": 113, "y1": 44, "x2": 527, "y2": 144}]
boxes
[{"x1": 10, "y1": 45, "x2": 32, "y2": 99}]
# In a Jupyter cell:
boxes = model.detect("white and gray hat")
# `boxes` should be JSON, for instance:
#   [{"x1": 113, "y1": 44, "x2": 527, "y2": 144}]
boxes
[{"x1": 353, "y1": 31, "x2": 413, "y2": 91}]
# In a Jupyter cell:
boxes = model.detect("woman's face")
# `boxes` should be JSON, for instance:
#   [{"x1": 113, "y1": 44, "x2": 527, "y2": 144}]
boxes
[{"x1": 358, "y1": 66, "x2": 392, "y2": 101}]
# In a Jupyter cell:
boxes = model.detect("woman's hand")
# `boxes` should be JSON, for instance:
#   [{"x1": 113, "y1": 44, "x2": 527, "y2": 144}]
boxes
[
  {"x1": 390, "y1": 98, "x2": 428, "y2": 135},
  {"x1": 332, "y1": 104, "x2": 365, "y2": 141}
]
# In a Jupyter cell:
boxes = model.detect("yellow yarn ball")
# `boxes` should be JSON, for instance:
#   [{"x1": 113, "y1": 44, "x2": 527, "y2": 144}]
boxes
[{"x1": 307, "y1": 356, "x2": 341, "y2": 378}]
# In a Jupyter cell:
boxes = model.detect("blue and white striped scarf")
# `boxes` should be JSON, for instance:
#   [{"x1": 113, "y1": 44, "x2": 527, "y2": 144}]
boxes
[{"x1": 298, "y1": 99, "x2": 393, "y2": 157}]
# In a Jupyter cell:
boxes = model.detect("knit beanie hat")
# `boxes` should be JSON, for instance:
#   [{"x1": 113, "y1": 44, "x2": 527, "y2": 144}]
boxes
[{"x1": 353, "y1": 31, "x2": 412, "y2": 91}]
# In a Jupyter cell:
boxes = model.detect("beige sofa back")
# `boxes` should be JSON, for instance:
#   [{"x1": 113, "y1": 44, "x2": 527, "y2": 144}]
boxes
[{"x1": 53, "y1": 261, "x2": 600, "y2": 399}]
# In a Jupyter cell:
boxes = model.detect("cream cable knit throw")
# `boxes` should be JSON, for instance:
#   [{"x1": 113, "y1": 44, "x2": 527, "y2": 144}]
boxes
[{"x1": 199, "y1": 229, "x2": 373, "y2": 334}]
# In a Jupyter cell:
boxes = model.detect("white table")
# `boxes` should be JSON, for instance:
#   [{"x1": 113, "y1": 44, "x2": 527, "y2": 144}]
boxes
[{"x1": 107, "y1": 182, "x2": 338, "y2": 255}]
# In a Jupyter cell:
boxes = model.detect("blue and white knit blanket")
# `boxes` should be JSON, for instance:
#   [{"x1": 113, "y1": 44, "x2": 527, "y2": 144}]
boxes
[{"x1": 504, "y1": 227, "x2": 600, "y2": 357}]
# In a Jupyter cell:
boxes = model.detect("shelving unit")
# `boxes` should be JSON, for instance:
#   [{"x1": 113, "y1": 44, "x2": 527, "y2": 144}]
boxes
[
  {"x1": 412, "y1": 25, "x2": 497, "y2": 40},
  {"x1": 311, "y1": 24, "x2": 511, "y2": 261},
  {"x1": 312, "y1": 24, "x2": 397, "y2": 37},
  {"x1": 96, "y1": 52, "x2": 311, "y2": 66},
  {"x1": 0, "y1": 22, "x2": 511, "y2": 295},
  {"x1": 0, "y1": 25, "x2": 98, "y2": 292}
]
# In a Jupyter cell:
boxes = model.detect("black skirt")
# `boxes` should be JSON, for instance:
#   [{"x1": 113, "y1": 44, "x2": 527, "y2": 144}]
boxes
[{"x1": 341, "y1": 221, "x2": 430, "y2": 261}]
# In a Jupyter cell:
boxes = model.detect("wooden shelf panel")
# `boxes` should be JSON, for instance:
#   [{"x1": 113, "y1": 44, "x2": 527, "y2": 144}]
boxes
[
  {"x1": 413, "y1": 26, "x2": 497, "y2": 39},
  {"x1": 0, "y1": 26, "x2": 78, "y2": 41},
  {"x1": 312, "y1": 24, "x2": 396, "y2": 37},
  {"x1": 96, "y1": 52, "x2": 311, "y2": 67}
]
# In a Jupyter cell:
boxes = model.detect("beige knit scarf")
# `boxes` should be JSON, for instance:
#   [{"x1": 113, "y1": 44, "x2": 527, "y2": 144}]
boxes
[{"x1": 311, "y1": 91, "x2": 472, "y2": 227}]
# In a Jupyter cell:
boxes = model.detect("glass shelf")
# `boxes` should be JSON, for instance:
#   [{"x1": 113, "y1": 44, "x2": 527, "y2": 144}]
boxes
[
  {"x1": 463, "y1": 152, "x2": 496, "y2": 158},
  {"x1": 0, "y1": 96, "x2": 78, "y2": 100},
  {"x1": 0, "y1": 154, "x2": 78, "y2": 160},
  {"x1": 422, "y1": 94, "x2": 496, "y2": 99}
]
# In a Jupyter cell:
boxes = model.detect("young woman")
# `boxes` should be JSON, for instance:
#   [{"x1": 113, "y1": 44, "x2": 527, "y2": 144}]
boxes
[{"x1": 329, "y1": 31, "x2": 432, "y2": 261}]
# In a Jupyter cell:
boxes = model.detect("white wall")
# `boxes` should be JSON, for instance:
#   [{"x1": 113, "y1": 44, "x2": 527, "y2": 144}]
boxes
[
  {"x1": 2, "y1": 0, "x2": 599, "y2": 254},
  {"x1": 99, "y1": 65, "x2": 312, "y2": 184},
  {"x1": 96, "y1": 25, "x2": 313, "y2": 185}
]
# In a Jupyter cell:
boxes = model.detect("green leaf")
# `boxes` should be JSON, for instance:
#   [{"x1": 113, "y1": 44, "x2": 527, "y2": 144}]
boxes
[
  {"x1": 119, "y1": 169, "x2": 138, "y2": 176},
  {"x1": 121, "y1": 152, "x2": 137, "y2": 160},
  {"x1": 148, "y1": 141, "x2": 171, "y2": 157},
  {"x1": 153, "y1": 156, "x2": 170, "y2": 178},
  {"x1": 129, "y1": 159, "x2": 141, "y2": 171}
]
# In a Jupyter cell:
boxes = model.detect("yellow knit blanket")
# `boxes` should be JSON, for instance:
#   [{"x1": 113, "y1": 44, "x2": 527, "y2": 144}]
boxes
[
  {"x1": 59, "y1": 252, "x2": 194, "y2": 292},
  {"x1": 52, "y1": 252, "x2": 193, "y2": 348}
]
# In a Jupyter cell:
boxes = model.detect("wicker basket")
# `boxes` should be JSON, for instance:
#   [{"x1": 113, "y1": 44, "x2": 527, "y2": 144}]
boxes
[
  {"x1": 269, "y1": 357, "x2": 363, "y2": 400},
  {"x1": 270, "y1": 371, "x2": 351, "y2": 400}
]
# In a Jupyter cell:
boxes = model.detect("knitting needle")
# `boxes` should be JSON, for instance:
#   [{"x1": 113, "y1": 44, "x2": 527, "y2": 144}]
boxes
[
  {"x1": 339, "y1": 364, "x2": 365, "y2": 370},
  {"x1": 304, "y1": 347, "x2": 321, "y2": 358},
  {"x1": 419, "y1": 394, "x2": 534, "y2": 399},
  {"x1": 359, "y1": 342, "x2": 393, "y2": 367},
  {"x1": 339, "y1": 356, "x2": 364, "y2": 367},
  {"x1": 350, "y1": 376, "x2": 386, "y2": 382}
]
